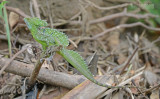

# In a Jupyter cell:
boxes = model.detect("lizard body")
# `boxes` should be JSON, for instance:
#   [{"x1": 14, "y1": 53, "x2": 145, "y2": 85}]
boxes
[{"x1": 24, "y1": 17, "x2": 130, "y2": 88}]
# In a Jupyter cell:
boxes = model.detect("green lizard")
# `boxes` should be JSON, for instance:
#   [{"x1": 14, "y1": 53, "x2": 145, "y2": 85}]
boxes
[{"x1": 24, "y1": 17, "x2": 130, "y2": 88}]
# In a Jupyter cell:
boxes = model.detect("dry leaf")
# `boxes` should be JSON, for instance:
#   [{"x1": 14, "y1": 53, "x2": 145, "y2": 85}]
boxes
[
  {"x1": 9, "y1": 11, "x2": 20, "y2": 29},
  {"x1": 144, "y1": 70, "x2": 158, "y2": 86},
  {"x1": 62, "y1": 75, "x2": 115, "y2": 99},
  {"x1": 40, "y1": 86, "x2": 69, "y2": 99},
  {"x1": 150, "y1": 89, "x2": 159, "y2": 99}
]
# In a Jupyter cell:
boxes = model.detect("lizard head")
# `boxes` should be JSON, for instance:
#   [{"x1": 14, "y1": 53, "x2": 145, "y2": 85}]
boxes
[{"x1": 24, "y1": 17, "x2": 48, "y2": 29}]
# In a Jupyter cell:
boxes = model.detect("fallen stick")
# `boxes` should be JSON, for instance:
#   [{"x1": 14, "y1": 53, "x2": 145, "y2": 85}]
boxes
[{"x1": 0, "y1": 57, "x2": 86, "y2": 89}]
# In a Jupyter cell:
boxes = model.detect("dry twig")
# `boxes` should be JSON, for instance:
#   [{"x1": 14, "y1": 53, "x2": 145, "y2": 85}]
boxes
[
  {"x1": 46, "y1": 0, "x2": 53, "y2": 28},
  {"x1": 86, "y1": 0, "x2": 131, "y2": 10},
  {"x1": 0, "y1": 57, "x2": 86, "y2": 89},
  {"x1": 32, "y1": 0, "x2": 40, "y2": 18},
  {"x1": 6, "y1": 6, "x2": 30, "y2": 18},
  {"x1": 120, "y1": 47, "x2": 139, "y2": 74},
  {"x1": 0, "y1": 34, "x2": 33, "y2": 44},
  {"x1": 92, "y1": 22, "x2": 160, "y2": 39},
  {"x1": 89, "y1": 9, "x2": 158, "y2": 25}
]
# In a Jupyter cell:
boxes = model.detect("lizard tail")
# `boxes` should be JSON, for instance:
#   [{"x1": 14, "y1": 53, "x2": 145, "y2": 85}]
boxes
[{"x1": 91, "y1": 79, "x2": 126, "y2": 88}]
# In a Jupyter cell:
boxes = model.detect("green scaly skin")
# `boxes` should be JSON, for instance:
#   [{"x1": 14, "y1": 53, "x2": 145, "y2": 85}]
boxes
[{"x1": 24, "y1": 17, "x2": 131, "y2": 88}]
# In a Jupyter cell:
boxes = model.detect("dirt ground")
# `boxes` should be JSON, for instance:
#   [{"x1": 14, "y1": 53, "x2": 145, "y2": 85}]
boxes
[{"x1": 0, "y1": 0, "x2": 160, "y2": 99}]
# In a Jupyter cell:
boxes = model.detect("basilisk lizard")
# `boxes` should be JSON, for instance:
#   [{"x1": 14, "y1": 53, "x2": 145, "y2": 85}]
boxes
[{"x1": 24, "y1": 17, "x2": 133, "y2": 88}]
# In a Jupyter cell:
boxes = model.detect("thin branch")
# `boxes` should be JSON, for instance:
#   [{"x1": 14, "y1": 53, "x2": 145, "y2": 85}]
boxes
[
  {"x1": 32, "y1": 0, "x2": 40, "y2": 18},
  {"x1": 110, "y1": 47, "x2": 139, "y2": 74},
  {"x1": 120, "y1": 47, "x2": 139, "y2": 75},
  {"x1": 6, "y1": 6, "x2": 30, "y2": 18},
  {"x1": 30, "y1": 1, "x2": 35, "y2": 17},
  {"x1": 46, "y1": 0, "x2": 53, "y2": 28},
  {"x1": 98, "y1": 71, "x2": 143, "y2": 98},
  {"x1": 89, "y1": 10, "x2": 158, "y2": 25},
  {"x1": 92, "y1": 22, "x2": 160, "y2": 39},
  {"x1": 140, "y1": 36, "x2": 160, "y2": 51},
  {"x1": 70, "y1": 4, "x2": 89, "y2": 20},
  {"x1": 0, "y1": 34, "x2": 33, "y2": 44},
  {"x1": 86, "y1": 0, "x2": 131, "y2": 10},
  {"x1": 106, "y1": 0, "x2": 148, "y2": 12},
  {"x1": 69, "y1": 39, "x2": 78, "y2": 48},
  {"x1": 141, "y1": 83, "x2": 160, "y2": 94}
]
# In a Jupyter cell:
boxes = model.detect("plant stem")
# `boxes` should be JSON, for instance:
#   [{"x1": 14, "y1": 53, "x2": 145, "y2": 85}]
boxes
[
  {"x1": 3, "y1": 3, "x2": 12, "y2": 57},
  {"x1": 28, "y1": 51, "x2": 46, "y2": 86}
]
